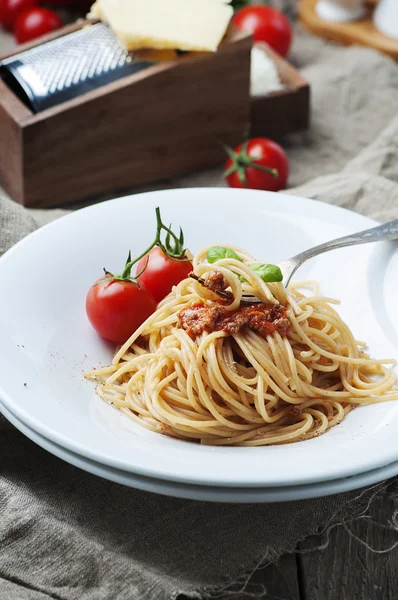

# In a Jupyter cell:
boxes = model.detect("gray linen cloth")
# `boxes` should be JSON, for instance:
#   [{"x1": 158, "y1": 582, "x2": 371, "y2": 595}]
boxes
[{"x1": 2, "y1": 24, "x2": 398, "y2": 600}]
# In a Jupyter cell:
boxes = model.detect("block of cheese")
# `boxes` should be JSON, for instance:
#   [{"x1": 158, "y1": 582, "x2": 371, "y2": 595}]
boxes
[{"x1": 89, "y1": 0, "x2": 233, "y2": 52}]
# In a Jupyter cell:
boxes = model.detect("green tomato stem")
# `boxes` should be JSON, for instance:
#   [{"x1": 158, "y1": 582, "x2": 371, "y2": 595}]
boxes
[
  {"x1": 121, "y1": 239, "x2": 157, "y2": 279},
  {"x1": 110, "y1": 207, "x2": 190, "y2": 284},
  {"x1": 223, "y1": 142, "x2": 279, "y2": 187}
]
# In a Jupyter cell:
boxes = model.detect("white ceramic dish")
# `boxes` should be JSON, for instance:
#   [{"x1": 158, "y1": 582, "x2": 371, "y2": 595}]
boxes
[
  {"x1": 374, "y1": 0, "x2": 398, "y2": 40},
  {"x1": 1, "y1": 188, "x2": 398, "y2": 491},
  {"x1": 316, "y1": 0, "x2": 365, "y2": 22},
  {"x1": 2, "y1": 400, "x2": 396, "y2": 503}
]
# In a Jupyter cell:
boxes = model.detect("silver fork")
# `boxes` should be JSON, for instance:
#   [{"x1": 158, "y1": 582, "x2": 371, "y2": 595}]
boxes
[{"x1": 242, "y1": 218, "x2": 398, "y2": 303}]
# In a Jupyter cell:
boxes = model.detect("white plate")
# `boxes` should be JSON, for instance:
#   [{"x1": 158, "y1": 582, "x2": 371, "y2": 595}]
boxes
[
  {"x1": 2, "y1": 400, "x2": 397, "y2": 503},
  {"x1": 1, "y1": 188, "x2": 398, "y2": 489}
]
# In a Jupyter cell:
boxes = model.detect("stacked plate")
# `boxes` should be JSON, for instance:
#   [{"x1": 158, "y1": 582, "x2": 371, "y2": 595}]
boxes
[{"x1": 1, "y1": 188, "x2": 398, "y2": 502}]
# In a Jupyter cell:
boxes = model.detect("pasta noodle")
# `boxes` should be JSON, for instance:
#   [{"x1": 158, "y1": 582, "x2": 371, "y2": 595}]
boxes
[{"x1": 85, "y1": 245, "x2": 397, "y2": 446}]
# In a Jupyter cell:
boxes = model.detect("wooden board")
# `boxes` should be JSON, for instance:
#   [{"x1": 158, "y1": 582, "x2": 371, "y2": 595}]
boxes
[
  {"x1": 179, "y1": 490, "x2": 398, "y2": 600},
  {"x1": 298, "y1": 490, "x2": 398, "y2": 599},
  {"x1": 247, "y1": 553, "x2": 300, "y2": 599},
  {"x1": 180, "y1": 553, "x2": 300, "y2": 600},
  {"x1": 299, "y1": 0, "x2": 398, "y2": 62}
]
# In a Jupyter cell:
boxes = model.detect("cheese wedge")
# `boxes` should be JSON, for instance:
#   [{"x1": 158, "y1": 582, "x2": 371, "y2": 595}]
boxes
[{"x1": 89, "y1": 0, "x2": 233, "y2": 52}]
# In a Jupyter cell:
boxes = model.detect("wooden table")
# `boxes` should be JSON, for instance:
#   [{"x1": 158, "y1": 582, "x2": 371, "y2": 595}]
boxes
[{"x1": 181, "y1": 491, "x2": 398, "y2": 599}]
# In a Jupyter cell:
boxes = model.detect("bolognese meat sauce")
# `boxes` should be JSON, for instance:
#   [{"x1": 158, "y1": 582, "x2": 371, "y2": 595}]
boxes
[
  {"x1": 178, "y1": 301, "x2": 290, "y2": 339},
  {"x1": 202, "y1": 270, "x2": 230, "y2": 293}
]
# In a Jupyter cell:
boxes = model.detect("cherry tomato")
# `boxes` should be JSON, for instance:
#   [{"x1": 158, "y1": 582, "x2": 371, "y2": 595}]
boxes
[
  {"x1": 224, "y1": 138, "x2": 289, "y2": 192},
  {"x1": 14, "y1": 7, "x2": 62, "y2": 44},
  {"x1": 136, "y1": 247, "x2": 193, "y2": 303},
  {"x1": 86, "y1": 275, "x2": 157, "y2": 343},
  {"x1": 0, "y1": 0, "x2": 37, "y2": 31},
  {"x1": 232, "y1": 5, "x2": 292, "y2": 58}
]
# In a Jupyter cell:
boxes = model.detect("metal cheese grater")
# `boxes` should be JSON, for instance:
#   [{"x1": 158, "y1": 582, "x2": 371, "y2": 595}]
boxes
[{"x1": 0, "y1": 23, "x2": 155, "y2": 113}]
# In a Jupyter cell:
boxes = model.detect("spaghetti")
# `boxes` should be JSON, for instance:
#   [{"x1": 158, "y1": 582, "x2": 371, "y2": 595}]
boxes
[{"x1": 85, "y1": 245, "x2": 397, "y2": 445}]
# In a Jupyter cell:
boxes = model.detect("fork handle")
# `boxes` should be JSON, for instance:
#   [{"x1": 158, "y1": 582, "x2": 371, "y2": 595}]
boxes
[{"x1": 286, "y1": 218, "x2": 398, "y2": 284}]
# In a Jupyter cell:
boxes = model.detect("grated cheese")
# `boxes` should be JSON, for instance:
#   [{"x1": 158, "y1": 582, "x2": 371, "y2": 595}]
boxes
[{"x1": 251, "y1": 45, "x2": 283, "y2": 97}]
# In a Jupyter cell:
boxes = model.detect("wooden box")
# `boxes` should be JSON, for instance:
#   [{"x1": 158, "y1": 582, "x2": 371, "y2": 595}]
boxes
[
  {"x1": 0, "y1": 22, "x2": 252, "y2": 208},
  {"x1": 250, "y1": 44, "x2": 311, "y2": 140}
]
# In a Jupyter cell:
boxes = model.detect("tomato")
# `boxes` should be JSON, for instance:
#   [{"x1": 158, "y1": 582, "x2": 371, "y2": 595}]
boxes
[
  {"x1": 136, "y1": 246, "x2": 193, "y2": 303},
  {"x1": 14, "y1": 7, "x2": 62, "y2": 44},
  {"x1": 86, "y1": 275, "x2": 157, "y2": 343},
  {"x1": 224, "y1": 138, "x2": 289, "y2": 192},
  {"x1": 86, "y1": 208, "x2": 192, "y2": 340},
  {"x1": 0, "y1": 0, "x2": 37, "y2": 31},
  {"x1": 232, "y1": 5, "x2": 292, "y2": 58}
]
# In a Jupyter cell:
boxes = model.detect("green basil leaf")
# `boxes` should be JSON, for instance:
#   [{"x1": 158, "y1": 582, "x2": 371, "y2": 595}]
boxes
[
  {"x1": 250, "y1": 263, "x2": 283, "y2": 283},
  {"x1": 206, "y1": 246, "x2": 242, "y2": 264}
]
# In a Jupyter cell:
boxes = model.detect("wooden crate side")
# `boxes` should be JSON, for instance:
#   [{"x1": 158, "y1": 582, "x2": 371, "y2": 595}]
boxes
[
  {"x1": 21, "y1": 34, "x2": 251, "y2": 208},
  {"x1": 250, "y1": 44, "x2": 310, "y2": 139},
  {"x1": 0, "y1": 81, "x2": 28, "y2": 205},
  {"x1": 251, "y1": 85, "x2": 310, "y2": 139}
]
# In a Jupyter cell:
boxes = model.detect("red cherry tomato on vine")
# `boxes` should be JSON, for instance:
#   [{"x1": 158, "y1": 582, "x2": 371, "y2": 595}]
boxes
[
  {"x1": 137, "y1": 247, "x2": 193, "y2": 303},
  {"x1": 86, "y1": 208, "x2": 192, "y2": 340},
  {"x1": 232, "y1": 5, "x2": 292, "y2": 58},
  {"x1": 86, "y1": 275, "x2": 157, "y2": 343},
  {"x1": 0, "y1": 0, "x2": 37, "y2": 31},
  {"x1": 14, "y1": 7, "x2": 62, "y2": 44},
  {"x1": 224, "y1": 138, "x2": 289, "y2": 192}
]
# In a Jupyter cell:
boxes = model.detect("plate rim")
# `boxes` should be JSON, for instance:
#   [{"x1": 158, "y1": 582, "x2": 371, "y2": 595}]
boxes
[{"x1": 2, "y1": 399, "x2": 396, "y2": 503}]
